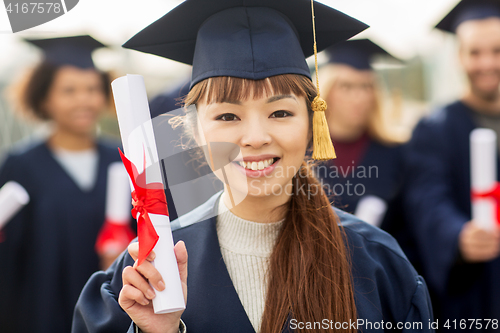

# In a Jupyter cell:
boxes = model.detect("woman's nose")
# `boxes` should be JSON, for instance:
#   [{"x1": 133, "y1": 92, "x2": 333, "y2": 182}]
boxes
[{"x1": 239, "y1": 118, "x2": 272, "y2": 149}]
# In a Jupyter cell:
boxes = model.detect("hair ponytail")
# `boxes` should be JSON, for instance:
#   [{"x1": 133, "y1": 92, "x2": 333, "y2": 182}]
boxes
[{"x1": 260, "y1": 162, "x2": 357, "y2": 333}]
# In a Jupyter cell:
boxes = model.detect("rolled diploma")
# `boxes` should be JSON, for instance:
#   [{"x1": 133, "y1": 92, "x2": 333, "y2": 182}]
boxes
[
  {"x1": 105, "y1": 162, "x2": 132, "y2": 225},
  {"x1": 470, "y1": 128, "x2": 497, "y2": 230},
  {"x1": 0, "y1": 181, "x2": 30, "y2": 230},
  {"x1": 354, "y1": 195, "x2": 387, "y2": 227},
  {"x1": 112, "y1": 74, "x2": 185, "y2": 314}
]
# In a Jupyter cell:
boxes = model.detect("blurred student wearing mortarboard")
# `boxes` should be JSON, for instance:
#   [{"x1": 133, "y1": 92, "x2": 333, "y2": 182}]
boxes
[
  {"x1": 315, "y1": 39, "x2": 410, "y2": 236},
  {"x1": 149, "y1": 80, "x2": 191, "y2": 120},
  {"x1": 0, "y1": 35, "x2": 128, "y2": 333},
  {"x1": 404, "y1": 0, "x2": 500, "y2": 330},
  {"x1": 73, "y1": 1, "x2": 433, "y2": 333}
]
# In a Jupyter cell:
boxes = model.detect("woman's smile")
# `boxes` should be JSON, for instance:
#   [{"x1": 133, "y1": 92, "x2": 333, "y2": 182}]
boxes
[{"x1": 232, "y1": 156, "x2": 281, "y2": 178}]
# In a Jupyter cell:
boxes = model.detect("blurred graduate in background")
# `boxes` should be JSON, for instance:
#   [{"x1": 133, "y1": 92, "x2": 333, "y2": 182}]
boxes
[
  {"x1": 405, "y1": 0, "x2": 500, "y2": 330},
  {"x1": 316, "y1": 39, "x2": 408, "y2": 232},
  {"x1": 0, "y1": 35, "x2": 127, "y2": 333}
]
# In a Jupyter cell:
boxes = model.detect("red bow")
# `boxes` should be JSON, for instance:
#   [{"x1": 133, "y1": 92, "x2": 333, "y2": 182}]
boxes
[
  {"x1": 119, "y1": 149, "x2": 169, "y2": 266},
  {"x1": 471, "y1": 182, "x2": 500, "y2": 226}
]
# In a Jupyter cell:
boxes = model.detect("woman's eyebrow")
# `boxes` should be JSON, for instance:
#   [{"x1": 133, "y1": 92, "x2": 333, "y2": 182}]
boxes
[
  {"x1": 266, "y1": 95, "x2": 296, "y2": 103},
  {"x1": 222, "y1": 100, "x2": 242, "y2": 105},
  {"x1": 207, "y1": 95, "x2": 296, "y2": 107}
]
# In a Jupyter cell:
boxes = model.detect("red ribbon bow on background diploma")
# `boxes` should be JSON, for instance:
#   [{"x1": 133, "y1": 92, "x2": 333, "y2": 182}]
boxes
[
  {"x1": 118, "y1": 148, "x2": 169, "y2": 266},
  {"x1": 471, "y1": 182, "x2": 500, "y2": 226}
]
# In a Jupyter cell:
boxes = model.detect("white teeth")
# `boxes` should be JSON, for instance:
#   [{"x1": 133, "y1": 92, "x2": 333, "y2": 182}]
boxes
[{"x1": 237, "y1": 158, "x2": 276, "y2": 170}]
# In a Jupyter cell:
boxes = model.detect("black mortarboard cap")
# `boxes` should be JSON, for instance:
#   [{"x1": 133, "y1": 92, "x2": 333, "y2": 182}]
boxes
[
  {"x1": 436, "y1": 0, "x2": 500, "y2": 33},
  {"x1": 325, "y1": 39, "x2": 395, "y2": 70},
  {"x1": 123, "y1": 0, "x2": 368, "y2": 89},
  {"x1": 25, "y1": 35, "x2": 105, "y2": 69}
]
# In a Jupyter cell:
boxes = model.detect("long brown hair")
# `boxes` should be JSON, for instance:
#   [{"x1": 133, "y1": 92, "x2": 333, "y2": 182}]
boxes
[{"x1": 183, "y1": 74, "x2": 357, "y2": 333}]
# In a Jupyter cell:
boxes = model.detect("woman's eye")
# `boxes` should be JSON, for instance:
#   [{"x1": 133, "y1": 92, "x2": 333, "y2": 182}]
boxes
[
  {"x1": 216, "y1": 113, "x2": 238, "y2": 121},
  {"x1": 270, "y1": 110, "x2": 291, "y2": 118}
]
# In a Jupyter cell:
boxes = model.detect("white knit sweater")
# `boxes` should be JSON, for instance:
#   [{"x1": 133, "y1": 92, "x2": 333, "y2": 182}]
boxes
[{"x1": 216, "y1": 197, "x2": 284, "y2": 332}]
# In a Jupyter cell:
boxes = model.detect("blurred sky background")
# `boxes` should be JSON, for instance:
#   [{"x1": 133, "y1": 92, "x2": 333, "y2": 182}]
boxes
[{"x1": 0, "y1": 0, "x2": 468, "y2": 154}]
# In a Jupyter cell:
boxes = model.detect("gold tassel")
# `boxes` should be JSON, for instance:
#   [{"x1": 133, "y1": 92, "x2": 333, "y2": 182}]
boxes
[
  {"x1": 311, "y1": 96, "x2": 336, "y2": 160},
  {"x1": 310, "y1": 0, "x2": 336, "y2": 160}
]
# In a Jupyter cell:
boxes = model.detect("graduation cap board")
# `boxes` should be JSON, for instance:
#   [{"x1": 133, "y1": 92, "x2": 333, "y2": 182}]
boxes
[
  {"x1": 25, "y1": 35, "x2": 105, "y2": 69},
  {"x1": 123, "y1": 0, "x2": 369, "y2": 89},
  {"x1": 436, "y1": 0, "x2": 500, "y2": 33},
  {"x1": 324, "y1": 38, "x2": 396, "y2": 71}
]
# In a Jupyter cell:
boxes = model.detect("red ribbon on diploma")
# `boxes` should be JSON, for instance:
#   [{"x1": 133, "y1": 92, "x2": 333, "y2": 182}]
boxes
[
  {"x1": 471, "y1": 182, "x2": 500, "y2": 226},
  {"x1": 118, "y1": 148, "x2": 169, "y2": 266}
]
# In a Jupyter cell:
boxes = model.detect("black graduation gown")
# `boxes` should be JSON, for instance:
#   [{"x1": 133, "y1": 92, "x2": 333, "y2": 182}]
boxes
[
  {"x1": 404, "y1": 101, "x2": 500, "y2": 330},
  {"x1": 0, "y1": 139, "x2": 122, "y2": 333},
  {"x1": 72, "y1": 191, "x2": 434, "y2": 333}
]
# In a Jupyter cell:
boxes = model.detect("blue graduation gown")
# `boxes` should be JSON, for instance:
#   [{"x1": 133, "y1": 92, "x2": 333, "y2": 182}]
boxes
[
  {"x1": 404, "y1": 101, "x2": 500, "y2": 330},
  {"x1": 73, "y1": 192, "x2": 433, "y2": 333},
  {"x1": 0, "y1": 139, "x2": 122, "y2": 333}
]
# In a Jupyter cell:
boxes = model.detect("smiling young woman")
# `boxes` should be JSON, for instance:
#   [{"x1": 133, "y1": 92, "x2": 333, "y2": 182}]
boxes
[
  {"x1": 183, "y1": 74, "x2": 356, "y2": 332},
  {"x1": 72, "y1": 1, "x2": 434, "y2": 333}
]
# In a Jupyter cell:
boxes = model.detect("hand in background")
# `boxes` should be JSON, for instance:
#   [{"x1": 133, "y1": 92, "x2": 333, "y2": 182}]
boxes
[{"x1": 459, "y1": 221, "x2": 500, "y2": 263}]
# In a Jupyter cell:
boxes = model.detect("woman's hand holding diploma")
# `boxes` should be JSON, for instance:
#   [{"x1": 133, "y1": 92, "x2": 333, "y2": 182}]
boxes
[{"x1": 119, "y1": 241, "x2": 188, "y2": 333}]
